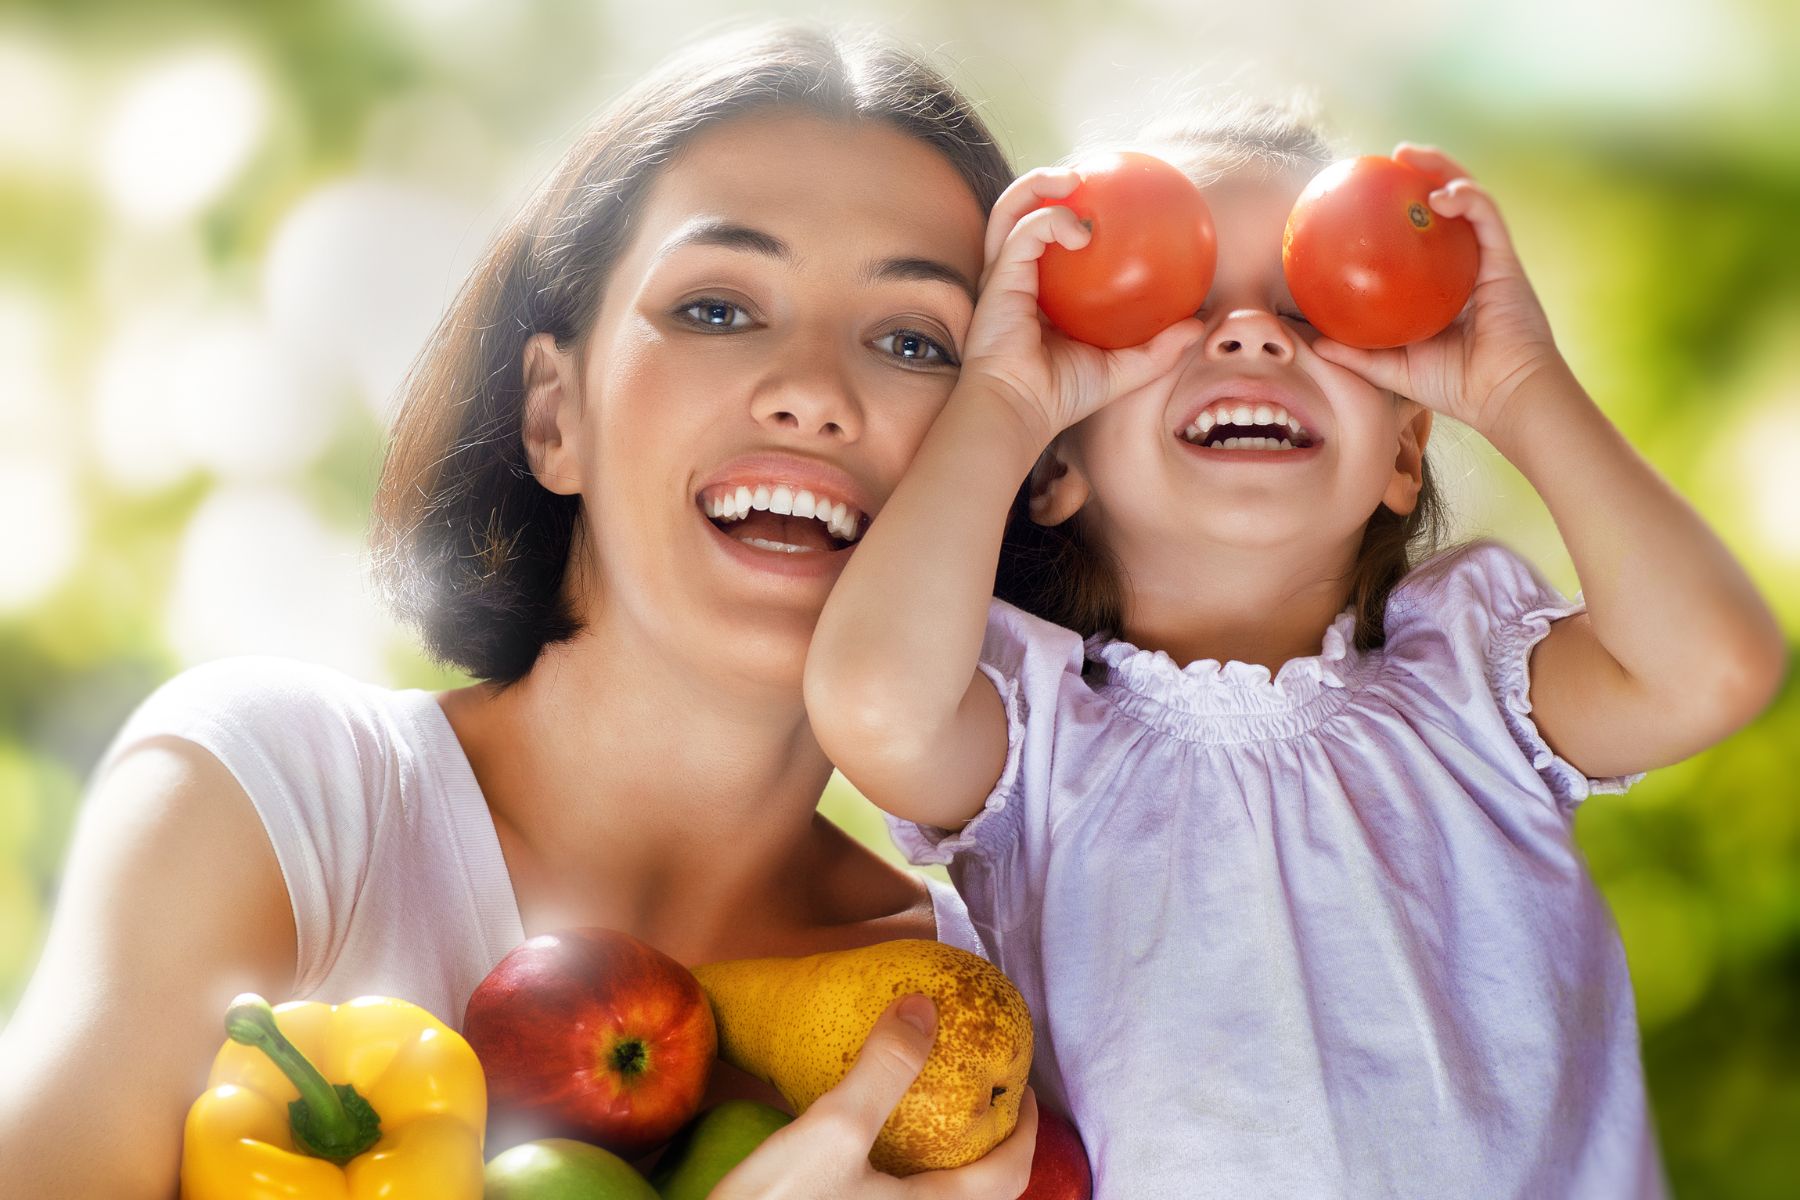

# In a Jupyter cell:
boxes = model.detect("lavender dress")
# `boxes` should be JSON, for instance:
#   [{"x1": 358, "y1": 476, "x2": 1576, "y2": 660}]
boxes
[{"x1": 889, "y1": 542, "x2": 1665, "y2": 1200}]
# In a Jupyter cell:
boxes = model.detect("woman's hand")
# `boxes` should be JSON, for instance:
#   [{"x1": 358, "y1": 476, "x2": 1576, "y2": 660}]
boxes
[
  {"x1": 958, "y1": 166, "x2": 1205, "y2": 449},
  {"x1": 1308, "y1": 144, "x2": 1567, "y2": 444},
  {"x1": 710, "y1": 995, "x2": 1039, "y2": 1200}
]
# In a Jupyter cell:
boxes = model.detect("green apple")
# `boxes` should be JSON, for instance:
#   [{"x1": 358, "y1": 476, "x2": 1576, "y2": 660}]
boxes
[
  {"x1": 646, "y1": 1100, "x2": 793, "y2": 1200},
  {"x1": 484, "y1": 1137, "x2": 660, "y2": 1199}
]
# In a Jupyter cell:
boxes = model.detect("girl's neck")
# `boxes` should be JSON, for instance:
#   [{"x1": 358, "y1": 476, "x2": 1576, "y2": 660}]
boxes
[
  {"x1": 1112, "y1": 530, "x2": 1362, "y2": 673},
  {"x1": 438, "y1": 605, "x2": 835, "y2": 939}
]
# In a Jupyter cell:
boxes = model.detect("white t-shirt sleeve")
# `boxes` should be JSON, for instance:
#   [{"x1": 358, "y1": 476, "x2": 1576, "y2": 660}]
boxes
[
  {"x1": 1387, "y1": 540, "x2": 1645, "y2": 810},
  {"x1": 93, "y1": 656, "x2": 390, "y2": 994},
  {"x1": 884, "y1": 598, "x2": 1089, "y2": 868}
]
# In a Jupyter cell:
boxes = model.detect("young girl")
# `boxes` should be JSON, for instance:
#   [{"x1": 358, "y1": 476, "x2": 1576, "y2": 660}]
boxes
[{"x1": 806, "y1": 99, "x2": 1785, "y2": 1198}]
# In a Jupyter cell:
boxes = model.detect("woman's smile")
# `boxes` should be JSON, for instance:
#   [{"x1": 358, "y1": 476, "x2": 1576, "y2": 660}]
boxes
[{"x1": 695, "y1": 450, "x2": 873, "y2": 577}]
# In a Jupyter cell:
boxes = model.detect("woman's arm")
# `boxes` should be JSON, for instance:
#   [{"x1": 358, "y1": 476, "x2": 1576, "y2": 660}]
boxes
[
  {"x1": 1314, "y1": 145, "x2": 1786, "y2": 779},
  {"x1": 807, "y1": 168, "x2": 1204, "y2": 830},
  {"x1": 0, "y1": 738, "x2": 296, "y2": 1200}
]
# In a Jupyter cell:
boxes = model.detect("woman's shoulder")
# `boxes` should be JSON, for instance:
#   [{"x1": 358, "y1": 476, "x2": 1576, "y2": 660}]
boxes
[
  {"x1": 98, "y1": 655, "x2": 427, "y2": 825},
  {"x1": 119, "y1": 654, "x2": 395, "y2": 725}
]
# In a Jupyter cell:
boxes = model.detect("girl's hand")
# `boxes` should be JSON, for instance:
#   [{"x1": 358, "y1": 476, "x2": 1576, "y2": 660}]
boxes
[
  {"x1": 1309, "y1": 144, "x2": 1568, "y2": 442},
  {"x1": 710, "y1": 995, "x2": 1039, "y2": 1199},
  {"x1": 959, "y1": 167, "x2": 1205, "y2": 448}
]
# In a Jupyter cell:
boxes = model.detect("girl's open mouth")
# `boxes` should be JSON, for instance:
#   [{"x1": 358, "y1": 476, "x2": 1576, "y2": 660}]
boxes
[
  {"x1": 1177, "y1": 400, "x2": 1317, "y2": 453},
  {"x1": 699, "y1": 482, "x2": 867, "y2": 556}
]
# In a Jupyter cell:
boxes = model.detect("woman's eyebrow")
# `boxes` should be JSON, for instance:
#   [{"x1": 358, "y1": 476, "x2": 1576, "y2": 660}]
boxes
[
  {"x1": 866, "y1": 257, "x2": 976, "y2": 306},
  {"x1": 653, "y1": 218, "x2": 790, "y2": 265},
  {"x1": 651, "y1": 217, "x2": 975, "y2": 305}
]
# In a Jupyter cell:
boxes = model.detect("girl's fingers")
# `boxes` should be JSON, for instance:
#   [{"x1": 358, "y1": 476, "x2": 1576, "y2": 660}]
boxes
[
  {"x1": 1392, "y1": 142, "x2": 1472, "y2": 188},
  {"x1": 983, "y1": 167, "x2": 1085, "y2": 268},
  {"x1": 1311, "y1": 337, "x2": 1413, "y2": 396},
  {"x1": 1107, "y1": 317, "x2": 1207, "y2": 394},
  {"x1": 1426, "y1": 179, "x2": 1523, "y2": 282},
  {"x1": 979, "y1": 205, "x2": 1091, "y2": 300}
]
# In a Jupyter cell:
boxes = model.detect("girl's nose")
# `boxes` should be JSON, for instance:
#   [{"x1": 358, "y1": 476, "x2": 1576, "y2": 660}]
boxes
[{"x1": 1204, "y1": 309, "x2": 1295, "y2": 364}]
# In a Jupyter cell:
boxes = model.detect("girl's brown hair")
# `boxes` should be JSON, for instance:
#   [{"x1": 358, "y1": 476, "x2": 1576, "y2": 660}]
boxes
[
  {"x1": 369, "y1": 23, "x2": 1013, "y2": 684},
  {"x1": 994, "y1": 94, "x2": 1446, "y2": 651}
]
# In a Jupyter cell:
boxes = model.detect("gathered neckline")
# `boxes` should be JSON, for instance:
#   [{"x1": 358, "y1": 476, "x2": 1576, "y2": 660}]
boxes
[{"x1": 1079, "y1": 608, "x2": 1367, "y2": 734}]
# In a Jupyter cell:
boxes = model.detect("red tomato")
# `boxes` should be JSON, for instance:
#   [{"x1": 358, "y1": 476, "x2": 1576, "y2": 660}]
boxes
[
  {"x1": 1282, "y1": 156, "x2": 1479, "y2": 349},
  {"x1": 1036, "y1": 151, "x2": 1216, "y2": 350}
]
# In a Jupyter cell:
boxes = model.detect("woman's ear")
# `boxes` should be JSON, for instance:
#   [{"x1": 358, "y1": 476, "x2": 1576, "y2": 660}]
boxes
[
  {"x1": 1381, "y1": 404, "x2": 1434, "y2": 516},
  {"x1": 1026, "y1": 440, "x2": 1092, "y2": 527},
  {"x1": 521, "y1": 331, "x2": 584, "y2": 496}
]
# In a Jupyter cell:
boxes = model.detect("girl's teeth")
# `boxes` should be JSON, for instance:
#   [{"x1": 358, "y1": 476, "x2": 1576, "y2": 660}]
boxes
[
  {"x1": 1233, "y1": 404, "x2": 1254, "y2": 425},
  {"x1": 1253, "y1": 404, "x2": 1274, "y2": 424},
  {"x1": 1197, "y1": 411, "x2": 1216, "y2": 433}
]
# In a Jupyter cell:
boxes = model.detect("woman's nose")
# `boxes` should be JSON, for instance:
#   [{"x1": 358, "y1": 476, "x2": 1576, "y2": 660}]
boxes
[
  {"x1": 751, "y1": 348, "x2": 864, "y2": 441},
  {"x1": 1205, "y1": 309, "x2": 1295, "y2": 364}
]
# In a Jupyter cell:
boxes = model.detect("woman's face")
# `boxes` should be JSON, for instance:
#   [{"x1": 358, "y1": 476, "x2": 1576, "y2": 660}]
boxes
[{"x1": 533, "y1": 110, "x2": 987, "y2": 691}]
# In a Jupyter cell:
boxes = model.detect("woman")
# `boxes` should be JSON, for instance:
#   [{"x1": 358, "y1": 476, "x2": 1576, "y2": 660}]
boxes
[{"x1": 0, "y1": 24, "x2": 1037, "y2": 1197}]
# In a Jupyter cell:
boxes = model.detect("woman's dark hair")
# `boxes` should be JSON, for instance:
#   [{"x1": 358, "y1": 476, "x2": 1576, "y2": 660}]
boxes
[
  {"x1": 995, "y1": 94, "x2": 1447, "y2": 651},
  {"x1": 370, "y1": 23, "x2": 1013, "y2": 684}
]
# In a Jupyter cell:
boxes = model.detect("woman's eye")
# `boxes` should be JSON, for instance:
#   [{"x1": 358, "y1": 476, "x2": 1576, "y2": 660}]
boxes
[
  {"x1": 875, "y1": 329, "x2": 958, "y2": 367},
  {"x1": 676, "y1": 298, "x2": 754, "y2": 330}
]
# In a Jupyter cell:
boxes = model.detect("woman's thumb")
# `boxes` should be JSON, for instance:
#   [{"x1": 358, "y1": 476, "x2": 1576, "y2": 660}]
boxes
[{"x1": 809, "y1": 994, "x2": 937, "y2": 1143}]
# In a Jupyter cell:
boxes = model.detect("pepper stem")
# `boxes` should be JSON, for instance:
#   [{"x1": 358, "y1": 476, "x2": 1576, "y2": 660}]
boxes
[{"x1": 225, "y1": 993, "x2": 382, "y2": 1165}]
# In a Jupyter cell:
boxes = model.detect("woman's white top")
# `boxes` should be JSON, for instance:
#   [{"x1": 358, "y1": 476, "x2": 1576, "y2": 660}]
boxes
[{"x1": 95, "y1": 661, "x2": 980, "y2": 1030}]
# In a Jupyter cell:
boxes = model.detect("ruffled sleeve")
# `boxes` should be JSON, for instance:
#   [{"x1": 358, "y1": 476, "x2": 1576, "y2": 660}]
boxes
[
  {"x1": 1387, "y1": 541, "x2": 1645, "y2": 810},
  {"x1": 884, "y1": 599, "x2": 1087, "y2": 868}
]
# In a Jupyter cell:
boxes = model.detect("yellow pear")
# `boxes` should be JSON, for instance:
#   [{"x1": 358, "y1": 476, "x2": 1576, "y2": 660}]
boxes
[{"x1": 692, "y1": 939, "x2": 1032, "y2": 1176}]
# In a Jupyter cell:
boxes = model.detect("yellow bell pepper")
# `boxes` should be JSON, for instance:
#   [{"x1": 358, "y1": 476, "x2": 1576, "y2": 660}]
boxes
[{"x1": 180, "y1": 993, "x2": 487, "y2": 1200}]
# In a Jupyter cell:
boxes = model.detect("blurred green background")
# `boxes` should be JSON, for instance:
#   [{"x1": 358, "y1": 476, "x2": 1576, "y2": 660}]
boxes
[{"x1": 1, "y1": 0, "x2": 1795, "y2": 1192}]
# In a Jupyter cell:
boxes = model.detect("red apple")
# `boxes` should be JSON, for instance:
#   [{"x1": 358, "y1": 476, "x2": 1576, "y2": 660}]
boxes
[
  {"x1": 1020, "y1": 1106, "x2": 1093, "y2": 1200},
  {"x1": 463, "y1": 928, "x2": 717, "y2": 1159}
]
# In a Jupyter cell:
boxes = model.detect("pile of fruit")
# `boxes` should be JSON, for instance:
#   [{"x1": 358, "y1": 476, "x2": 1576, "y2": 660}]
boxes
[{"x1": 178, "y1": 929, "x2": 1091, "y2": 1199}]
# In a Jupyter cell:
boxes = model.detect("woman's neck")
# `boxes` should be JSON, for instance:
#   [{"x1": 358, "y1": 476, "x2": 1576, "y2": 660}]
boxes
[
  {"x1": 438, "y1": 614, "x2": 836, "y2": 947},
  {"x1": 1112, "y1": 530, "x2": 1363, "y2": 672}
]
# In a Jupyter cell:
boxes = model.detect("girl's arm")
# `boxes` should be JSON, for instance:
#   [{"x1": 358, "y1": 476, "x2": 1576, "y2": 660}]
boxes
[
  {"x1": 807, "y1": 379, "x2": 1045, "y2": 831},
  {"x1": 1316, "y1": 146, "x2": 1786, "y2": 780},
  {"x1": 0, "y1": 739, "x2": 297, "y2": 1200},
  {"x1": 1479, "y1": 361, "x2": 1783, "y2": 776},
  {"x1": 807, "y1": 170, "x2": 1203, "y2": 829}
]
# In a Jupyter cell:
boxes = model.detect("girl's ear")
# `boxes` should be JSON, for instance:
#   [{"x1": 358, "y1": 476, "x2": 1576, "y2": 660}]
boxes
[
  {"x1": 1381, "y1": 404, "x2": 1434, "y2": 516},
  {"x1": 521, "y1": 331, "x2": 584, "y2": 496},
  {"x1": 1026, "y1": 440, "x2": 1092, "y2": 527}
]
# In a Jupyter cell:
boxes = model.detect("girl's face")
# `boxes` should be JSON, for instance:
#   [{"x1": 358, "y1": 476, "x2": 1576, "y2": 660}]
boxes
[
  {"x1": 1048, "y1": 162, "x2": 1430, "y2": 581},
  {"x1": 528, "y1": 111, "x2": 987, "y2": 691}
]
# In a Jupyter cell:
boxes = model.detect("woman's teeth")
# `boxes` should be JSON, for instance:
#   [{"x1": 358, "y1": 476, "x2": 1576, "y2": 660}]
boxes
[
  {"x1": 1181, "y1": 401, "x2": 1312, "y2": 450},
  {"x1": 703, "y1": 483, "x2": 865, "y2": 543}
]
